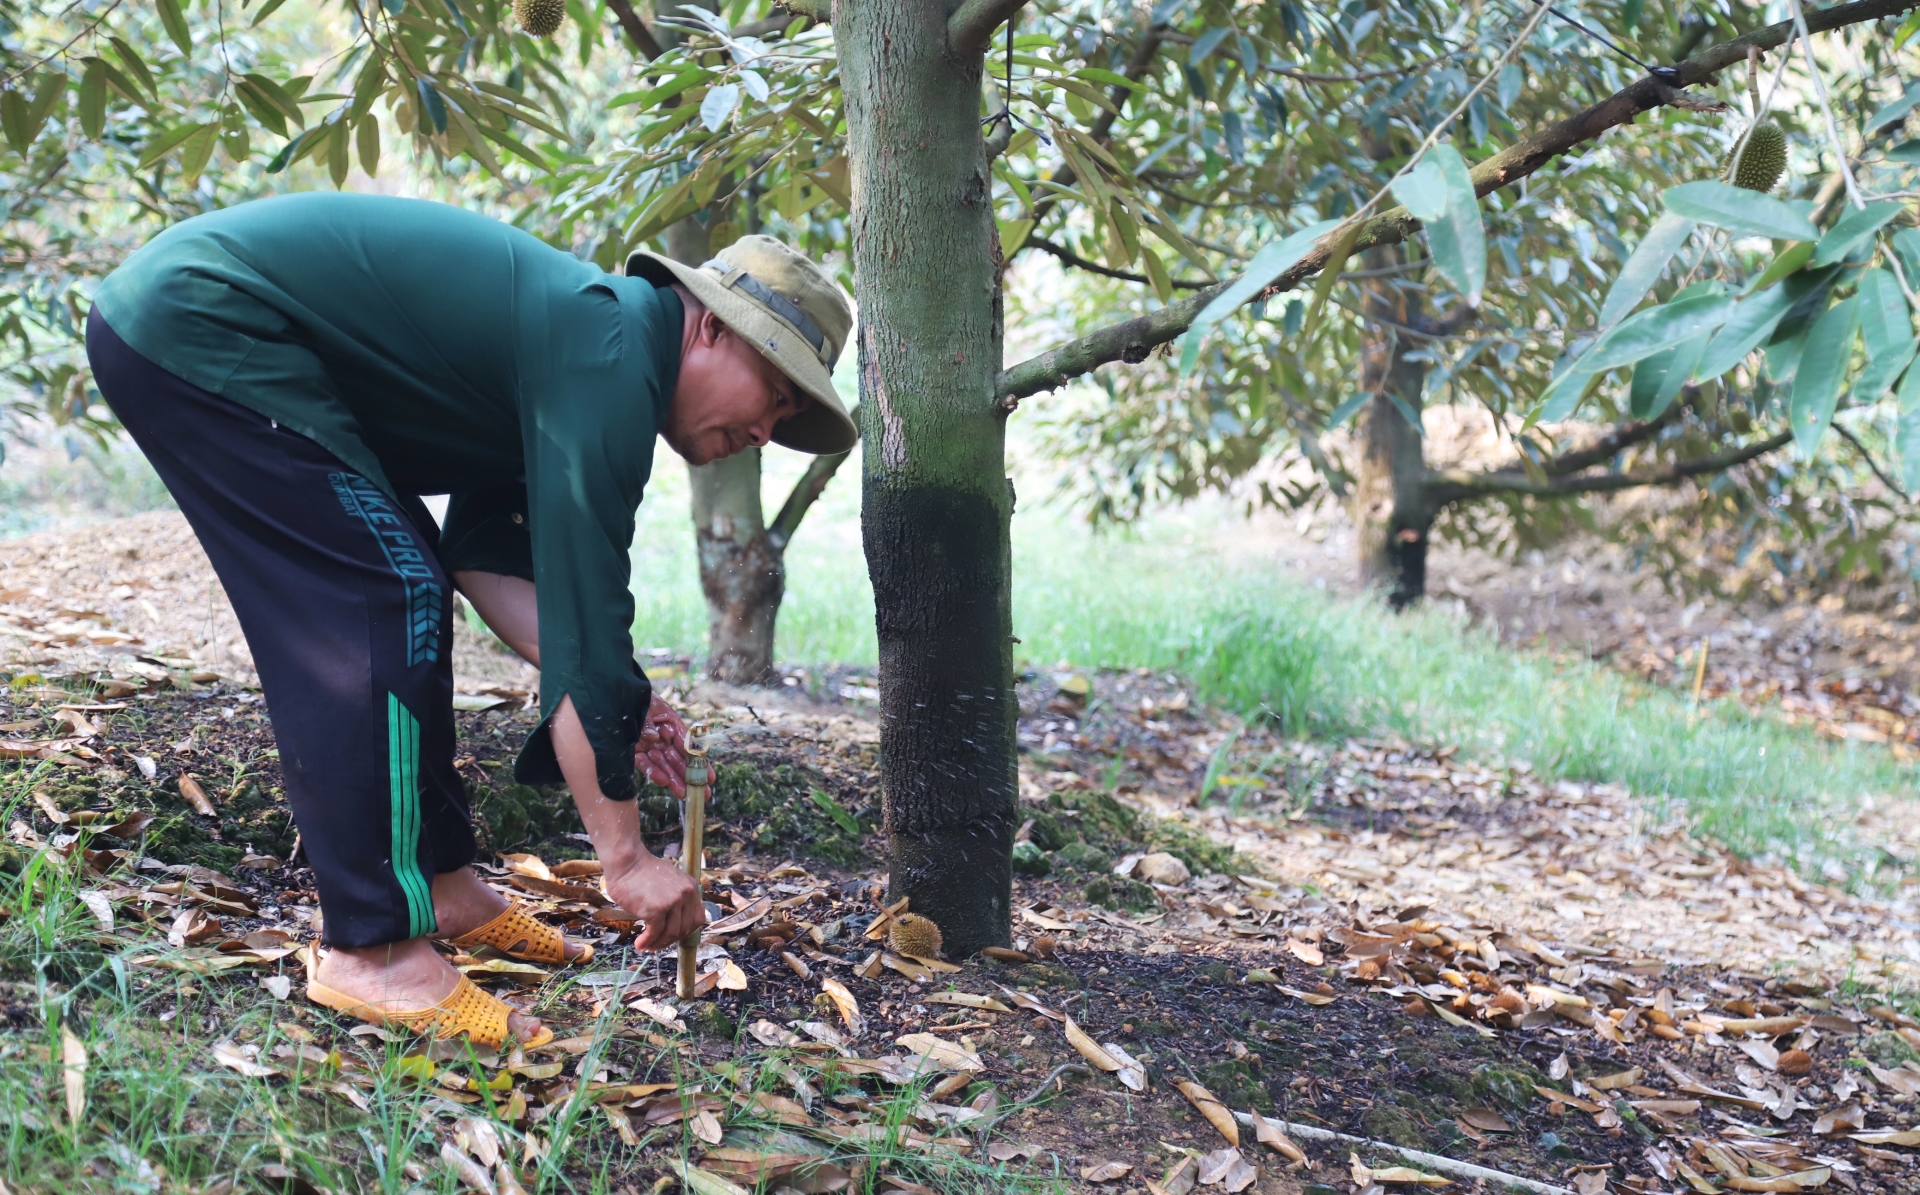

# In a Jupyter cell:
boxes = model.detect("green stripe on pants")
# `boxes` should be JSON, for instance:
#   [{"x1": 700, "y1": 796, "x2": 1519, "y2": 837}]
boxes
[{"x1": 387, "y1": 692, "x2": 435, "y2": 938}]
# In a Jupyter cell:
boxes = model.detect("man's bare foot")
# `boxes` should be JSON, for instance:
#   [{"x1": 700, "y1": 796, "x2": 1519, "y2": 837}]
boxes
[
  {"x1": 430, "y1": 867, "x2": 591, "y2": 961},
  {"x1": 312, "y1": 937, "x2": 546, "y2": 1043}
]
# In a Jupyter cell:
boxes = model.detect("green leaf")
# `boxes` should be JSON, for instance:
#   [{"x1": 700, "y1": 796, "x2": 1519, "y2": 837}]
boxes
[
  {"x1": 1749, "y1": 241, "x2": 1814, "y2": 293},
  {"x1": 416, "y1": 79, "x2": 448, "y2": 135},
  {"x1": 78, "y1": 61, "x2": 106, "y2": 139},
  {"x1": 1425, "y1": 144, "x2": 1485, "y2": 303},
  {"x1": 137, "y1": 122, "x2": 212, "y2": 170},
  {"x1": 1896, "y1": 229, "x2": 1920, "y2": 284},
  {"x1": 1629, "y1": 332, "x2": 1707, "y2": 420},
  {"x1": 1662, "y1": 181, "x2": 1819, "y2": 242},
  {"x1": 1854, "y1": 268, "x2": 1915, "y2": 402},
  {"x1": 1859, "y1": 339, "x2": 1918, "y2": 407},
  {"x1": 1867, "y1": 81, "x2": 1920, "y2": 132},
  {"x1": 108, "y1": 38, "x2": 158, "y2": 101},
  {"x1": 179, "y1": 123, "x2": 218, "y2": 184},
  {"x1": 1899, "y1": 354, "x2": 1920, "y2": 491},
  {"x1": 241, "y1": 73, "x2": 306, "y2": 130},
  {"x1": 810, "y1": 789, "x2": 859, "y2": 836},
  {"x1": 1858, "y1": 269, "x2": 1913, "y2": 365},
  {"x1": 357, "y1": 114, "x2": 381, "y2": 177},
  {"x1": 1584, "y1": 292, "x2": 1735, "y2": 374},
  {"x1": 1389, "y1": 157, "x2": 1447, "y2": 221},
  {"x1": 1178, "y1": 218, "x2": 1342, "y2": 374},
  {"x1": 608, "y1": 68, "x2": 716, "y2": 111},
  {"x1": 1073, "y1": 68, "x2": 1147, "y2": 92},
  {"x1": 1327, "y1": 391, "x2": 1370, "y2": 429},
  {"x1": 1812, "y1": 202, "x2": 1903, "y2": 267},
  {"x1": 700, "y1": 84, "x2": 739, "y2": 132},
  {"x1": 1789, "y1": 296, "x2": 1859, "y2": 458},
  {"x1": 250, "y1": 0, "x2": 293, "y2": 27},
  {"x1": 0, "y1": 90, "x2": 28, "y2": 156},
  {"x1": 156, "y1": 0, "x2": 194, "y2": 57},
  {"x1": 1697, "y1": 283, "x2": 1798, "y2": 378},
  {"x1": 1598, "y1": 212, "x2": 1695, "y2": 329}
]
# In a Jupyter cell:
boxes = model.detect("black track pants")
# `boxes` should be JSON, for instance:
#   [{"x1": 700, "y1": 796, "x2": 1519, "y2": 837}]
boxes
[{"x1": 87, "y1": 308, "x2": 474, "y2": 947}]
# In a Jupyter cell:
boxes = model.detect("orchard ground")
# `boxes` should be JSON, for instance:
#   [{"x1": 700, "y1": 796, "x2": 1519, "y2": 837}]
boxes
[{"x1": 0, "y1": 432, "x2": 1917, "y2": 1193}]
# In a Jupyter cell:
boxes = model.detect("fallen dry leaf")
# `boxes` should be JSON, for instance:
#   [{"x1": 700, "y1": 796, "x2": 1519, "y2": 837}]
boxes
[
  {"x1": 895, "y1": 1033, "x2": 982, "y2": 1072},
  {"x1": 168, "y1": 906, "x2": 222, "y2": 948},
  {"x1": 1278, "y1": 985, "x2": 1336, "y2": 1006},
  {"x1": 716, "y1": 961, "x2": 748, "y2": 991},
  {"x1": 61, "y1": 1024, "x2": 86, "y2": 1125},
  {"x1": 1063, "y1": 1016, "x2": 1122, "y2": 1073},
  {"x1": 1851, "y1": 1128, "x2": 1920, "y2": 1146},
  {"x1": 1173, "y1": 1078, "x2": 1238, "y2": 1147},
  {"x1": 1813, "y1": 1104, "x2": 1865, "y2": 1135},
  {"x1": 1102, "y1": 1040, "x2": 1147, "y2": 1092},
  {"x1": 820, "y1": 978, "x2": 865, "y2": 1036},
  {"x1": 1286, "y1": 937, "x2": 1325, "y2": 966},
  {"x1": 1586, "y1": 1067, "x2": 1643, "y2": 1092},
  {"x1": 691, "y1": 1107, "x2": 724, "y2": 1146},
  {"x1": 440, "y1": 1141, "x2": 493, "y2": 1191},
  {"x1": 211, "y1": 1040, "x2": 277, "y2": 1079},
  {"x1": 1458, "y1": 1108, "x2": 1513, "y2": 1133},
  {"x1": 924, "y1": 991, "x2": 1011, "y2": 1013},
  {"x1": 1079, "y1": 1161, "x2": 1133, "y2": 1183},
  {"x1": 1350, "y1": 1153, "x2": 1451, "y2": 1186},
  {"x1": 1251, "y1": 1113, "x2": 1308, "y2": 1163},
  {"x1": 178, "y1": 775, "x2": 216, "y2": 817},
  {"x1": 629, "y1": 998, "x2": 682, "y2": 1028},
  {"x1": 1197, "y1": 1147, "x2": 1255, "y2": 1193}
]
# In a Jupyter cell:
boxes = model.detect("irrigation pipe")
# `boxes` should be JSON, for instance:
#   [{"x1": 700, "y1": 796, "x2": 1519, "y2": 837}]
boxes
[{"x1": 1230, "y1": 1110, "x2": 1579, "y2": 1195}]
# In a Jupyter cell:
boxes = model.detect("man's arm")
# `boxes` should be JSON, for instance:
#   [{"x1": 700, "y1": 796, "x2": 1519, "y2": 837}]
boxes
[
  {"x1": 454, "y1": 570, "x2": 540, "y2": 664},
  {"x1": 551, "y1": 694, "x2": 704, "y2": 951}
]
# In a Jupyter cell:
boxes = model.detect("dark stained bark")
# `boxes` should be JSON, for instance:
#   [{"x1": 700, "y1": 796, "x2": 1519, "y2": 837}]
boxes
[
  {"x1": 840, "y1": 0, "x2": 1014, "y2": 955},
  {"x1": 1350, "y1": 250, "x2": 1435, "y2": 609}
]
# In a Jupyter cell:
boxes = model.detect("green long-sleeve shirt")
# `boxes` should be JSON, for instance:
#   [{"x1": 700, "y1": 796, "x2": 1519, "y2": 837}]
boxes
[{"x1": 93, "y1": 192, "x2": 682, "y2": 800}]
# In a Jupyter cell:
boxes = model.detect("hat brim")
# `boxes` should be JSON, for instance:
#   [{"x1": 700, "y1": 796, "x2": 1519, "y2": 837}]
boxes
[{"x1": 626, "y1": 249, "x2": 858, "y2": 456}]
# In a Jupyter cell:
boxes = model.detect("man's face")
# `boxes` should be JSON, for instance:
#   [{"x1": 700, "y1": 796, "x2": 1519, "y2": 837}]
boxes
[{"x1": 664, "y1": 307, "x2": 811, "y2": 465}]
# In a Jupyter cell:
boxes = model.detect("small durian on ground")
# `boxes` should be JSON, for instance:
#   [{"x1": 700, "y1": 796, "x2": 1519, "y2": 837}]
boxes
[
  {"x1": 889, "y1": 912, "x2": 944, "y2": 959},
  {"x1": 1725, "y1": 120, "x2": 1787, "y2": 193},
  {"x1": 514, "y1": 0, "x2": 565, "y2": 38}
]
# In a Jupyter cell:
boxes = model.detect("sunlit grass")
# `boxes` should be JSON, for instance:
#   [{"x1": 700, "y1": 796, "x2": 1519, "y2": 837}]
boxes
[{"x1": 636, "y1": 452, "x2": 1916, "y2": 879}]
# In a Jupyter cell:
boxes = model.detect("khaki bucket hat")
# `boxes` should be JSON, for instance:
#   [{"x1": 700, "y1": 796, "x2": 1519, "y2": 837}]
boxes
[{"x1": 626, "y1": 236, "x2": 857, "y2": 455}]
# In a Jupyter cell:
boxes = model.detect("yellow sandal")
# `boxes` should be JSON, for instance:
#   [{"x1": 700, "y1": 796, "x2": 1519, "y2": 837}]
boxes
[
  {"x1": 307, "y1": 975, "x2": 554, "y2": 1052},
  {"x1": 450, "y1": 903, "x2": 593, "y2": 966}
]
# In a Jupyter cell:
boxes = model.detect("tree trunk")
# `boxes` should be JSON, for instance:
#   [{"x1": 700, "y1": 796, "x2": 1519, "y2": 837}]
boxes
[
  {"x1": 690, "y1": 447, "x2": 783, "y2": 683},
  {"x1": 1350, "y1": 248, "x2": 1435, "y2": 610},
  {"x1": 840, "y1": 0, "x2": 1014, "y2": 955},
  {"x1": 669, "y1": 215, "x2": 788, "y2": 684}
]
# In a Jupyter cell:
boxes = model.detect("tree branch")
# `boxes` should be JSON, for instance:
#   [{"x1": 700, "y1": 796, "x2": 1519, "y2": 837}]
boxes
[
  {"x1": 995, "y1": 0, "x2": 1920, "y2": 407},
  {"x1": 604, "y1": 0, "x2": 665, "y2": 59},
  {"x1": 769, "y1": 420, "x2": 858, "y2": 548},
  {"x1": 949, "y1": 0, "x2": 1027, "y2": 56},
  {"x1": 1025, "y1": 236, "x2": 1210, "y2": 289},
  {"x1": 1424, "y1": 430, "x2": 1792, "y2": 504},
  {"x1": 1540, "y1": 400, "x2": 1690, "y2": 476},
  {"x1": 1832, "y1": 422, "x2": 1910, "y2": 499}
]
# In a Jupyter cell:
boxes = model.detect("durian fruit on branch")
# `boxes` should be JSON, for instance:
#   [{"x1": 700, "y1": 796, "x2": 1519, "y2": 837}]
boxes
[
  {"x1": 514, "y1": 0, "x2": 566, "y2": 38},
  {"x1": 1725, "y1": 120, "x2": 1787, "y2": 193}
]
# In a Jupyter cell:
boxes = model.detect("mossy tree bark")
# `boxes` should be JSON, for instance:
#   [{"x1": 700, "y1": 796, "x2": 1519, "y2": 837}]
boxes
[
  {"x1": 1350, "y1": 249, "x2": 1438, "y2": 610},
  {"x1": 839, "y1": 0, "x2": 1015, "y2": 955}
]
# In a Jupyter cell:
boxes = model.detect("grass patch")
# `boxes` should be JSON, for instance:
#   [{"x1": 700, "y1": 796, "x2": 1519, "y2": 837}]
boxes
[{"x1": 629, "y1": 460, "x2": 1913, "y2": 880}]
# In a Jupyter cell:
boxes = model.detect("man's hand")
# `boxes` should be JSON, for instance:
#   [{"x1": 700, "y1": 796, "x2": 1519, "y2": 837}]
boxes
[
  {"x1": 607, "y1": 852, "x2": 707, "y2": 952},
  {"x1": 636, "y1": 693, "x2": 689, "y2": 797}
]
